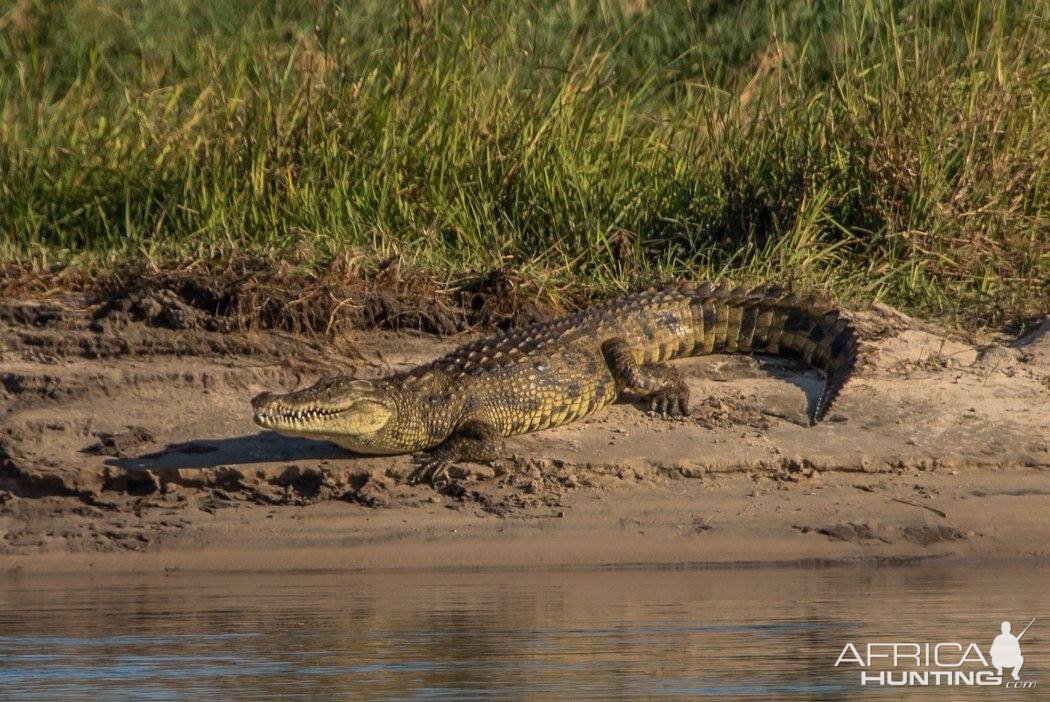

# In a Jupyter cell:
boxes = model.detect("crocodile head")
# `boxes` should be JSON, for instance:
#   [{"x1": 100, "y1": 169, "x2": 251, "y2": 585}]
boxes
[{"x1": 251, "y1": 376, "x2": 395, "y2": 452}]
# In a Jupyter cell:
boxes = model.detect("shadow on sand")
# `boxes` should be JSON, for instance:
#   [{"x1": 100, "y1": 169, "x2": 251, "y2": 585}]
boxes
[
  {"x1": 755, "y1": 357, "x2": 826, "y2": 421},
  {"x1": 105, "y1": 432, "x2": 351, "y2": 471}
]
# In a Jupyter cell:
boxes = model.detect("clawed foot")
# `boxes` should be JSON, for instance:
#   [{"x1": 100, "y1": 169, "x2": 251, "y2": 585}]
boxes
[
  {"x1": 407, "y1": 456, "x2": 453, "y2": 488},
  {"x1": 405, "y1": 421, "x2": 504, "y2": 489},
  {"x1": 648, "y1": 390, "x2": 689, "y2": 418}
]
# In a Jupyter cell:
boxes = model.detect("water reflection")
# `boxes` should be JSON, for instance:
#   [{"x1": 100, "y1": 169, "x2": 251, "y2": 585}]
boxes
[{"x1": 0, "y1": 564, "x2": 1046, "y2": 699}]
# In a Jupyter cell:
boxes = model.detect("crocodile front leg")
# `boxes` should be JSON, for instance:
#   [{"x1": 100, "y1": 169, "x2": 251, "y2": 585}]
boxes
[
  {"x1": 601, "y1": 338, "x2": 690, "y2": 417},
  {"x1": 407, "y1": 420, "x2": 505, "y2": 487}
]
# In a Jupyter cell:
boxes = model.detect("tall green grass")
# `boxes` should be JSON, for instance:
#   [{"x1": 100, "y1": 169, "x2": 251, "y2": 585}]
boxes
[{"x1": 1, "y1": 0, "x2": 1047, "y2": 328}]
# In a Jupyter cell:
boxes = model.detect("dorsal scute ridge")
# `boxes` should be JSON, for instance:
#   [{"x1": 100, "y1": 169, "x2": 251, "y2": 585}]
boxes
[{"x1": 411, "y1": 280, "x2": 846, "y2": 379}]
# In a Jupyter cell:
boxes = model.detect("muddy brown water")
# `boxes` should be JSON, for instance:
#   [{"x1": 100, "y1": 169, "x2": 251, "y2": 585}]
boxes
[{"x1": 0, "y1": 563, "x2": 1046, "y2": 700}]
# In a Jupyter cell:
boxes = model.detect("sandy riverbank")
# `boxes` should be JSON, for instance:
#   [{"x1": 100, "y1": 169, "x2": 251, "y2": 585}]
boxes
[{"x1": 2, "y1": 290, "x2": 1047, "y2": 575}]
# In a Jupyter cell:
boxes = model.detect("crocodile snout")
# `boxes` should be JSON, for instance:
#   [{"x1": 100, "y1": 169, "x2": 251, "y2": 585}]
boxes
[{"x1": 251, "y1": 391, "x2": 276, "y2": 410}]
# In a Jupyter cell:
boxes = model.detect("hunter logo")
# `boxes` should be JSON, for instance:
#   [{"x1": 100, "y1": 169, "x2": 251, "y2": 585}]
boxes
[
  {"x1": 992, "y1": 620, "x2": 1029, "y2": 681},
  {"x1": 835, "y1": 619, "x2": 1037, "y2": 688}
]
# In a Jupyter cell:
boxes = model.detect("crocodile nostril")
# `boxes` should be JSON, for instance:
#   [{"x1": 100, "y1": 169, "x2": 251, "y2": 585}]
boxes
[{"x1": 251, "y1": 391, "x2": 275, "y2": 409}]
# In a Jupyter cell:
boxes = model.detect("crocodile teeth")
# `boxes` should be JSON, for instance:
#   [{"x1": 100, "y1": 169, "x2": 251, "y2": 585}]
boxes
[{"x1": 255, "y1": 407, "x2": 341, "y2": 424}]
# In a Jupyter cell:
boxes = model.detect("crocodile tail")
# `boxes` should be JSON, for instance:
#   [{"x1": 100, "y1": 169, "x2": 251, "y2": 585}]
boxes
[
  {"x1": 689, "y1": 282, "x2": 859, "y2": 423},
  {"x1": 750, "y1": 285, "x2": 859, "y2": 424},
  {"x1": 812, "y1": 317, "x2": 859, "y2": 422}
]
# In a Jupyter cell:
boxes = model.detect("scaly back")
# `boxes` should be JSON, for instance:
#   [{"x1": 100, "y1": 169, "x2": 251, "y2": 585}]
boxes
[{"x1": 412, "y1": 281, "x2": 859, "y2": 422}]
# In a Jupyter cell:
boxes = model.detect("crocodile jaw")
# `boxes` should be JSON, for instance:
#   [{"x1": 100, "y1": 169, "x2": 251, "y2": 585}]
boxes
[{"x1": 251, "y1": 381, "x2": 393, "y2": 438}]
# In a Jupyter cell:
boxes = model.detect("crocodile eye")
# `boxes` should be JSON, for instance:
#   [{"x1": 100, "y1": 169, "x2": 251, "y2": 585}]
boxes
[{"x1": 427, "y1": 392, "x2": 445, "y2": 406}]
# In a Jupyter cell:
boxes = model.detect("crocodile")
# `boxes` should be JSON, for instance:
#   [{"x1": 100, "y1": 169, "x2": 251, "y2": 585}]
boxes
[{"x1": 252, "y1": 281, "x2": 859, "y2": 485}]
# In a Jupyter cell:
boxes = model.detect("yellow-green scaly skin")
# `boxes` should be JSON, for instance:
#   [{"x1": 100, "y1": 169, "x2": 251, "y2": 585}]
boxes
[{"x1": 252, "y1": 281, "x2": 859, "y2": 484}]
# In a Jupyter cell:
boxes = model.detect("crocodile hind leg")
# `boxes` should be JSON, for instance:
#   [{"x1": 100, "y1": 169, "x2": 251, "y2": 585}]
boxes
[
  {"x1": 407, "y1": 420, "x2": 505, "y2": 487},
  {"x1": 601, "y1": 339, "x2": 690, "y2": 417}
]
